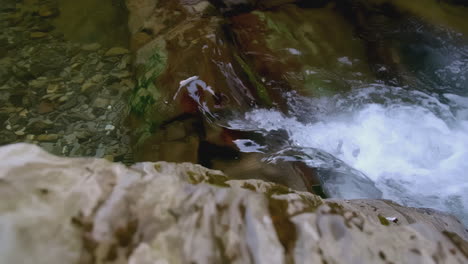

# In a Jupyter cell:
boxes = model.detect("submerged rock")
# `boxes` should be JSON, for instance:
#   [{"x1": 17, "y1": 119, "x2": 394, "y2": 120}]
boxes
[{"x1": 0, "y1": 143, "x2": 467, "y2": 264}]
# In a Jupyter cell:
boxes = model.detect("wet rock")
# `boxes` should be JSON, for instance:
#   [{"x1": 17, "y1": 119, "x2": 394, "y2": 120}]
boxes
[
  {"x1": 81, "y1": 43, "x2": 101, "y2": 51},
  {"x1": 46, "y1": 84, "x2": 59, "y2": 94},
  {"x1": 105, "y1": 47, "x2": 129, "y2": 56},
  {"x1": 0, "y1": 143, "x2": 467, "y2": 264},
  {"x1": 29, "y1": 48, "x2": 67, "y2": 77},
  {"x1": 28, "y1": 119, "x2": 54, "y2": 134},
  {"x1": 30, "y1": 31, "x2": 48, "y2": 39},
  {"x1": 38, "y1": 6, "x2": 59, "y2": 18},
  {"x1": 126, "y1": 0, "x2": 277, "y2": 163},
  {"x1": 36, "y1": 134, "x2": 59, "y2": 142},
  {"x1": 37, "y1": 101, "x2": 55, "y2": 114},
  {"x1": 29, "y1": 77, "x2": 48, "y2": 89},
  {"x1": 229, "y1": 4, "x2": 373, "y2": 98},
  {"x1": 0, "y1": 0, "x2": 133, "y2": 163}
]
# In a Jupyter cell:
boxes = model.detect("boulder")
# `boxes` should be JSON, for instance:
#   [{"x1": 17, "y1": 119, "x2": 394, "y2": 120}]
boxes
[
  {"x1": 125, "y1": 0, "x2": 277, "y2": 162},
  {"x1": 0, "y1": 143, "x2": 467, "y2": 264}
]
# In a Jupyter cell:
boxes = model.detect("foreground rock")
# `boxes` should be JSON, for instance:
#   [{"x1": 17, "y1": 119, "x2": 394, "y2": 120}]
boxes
[{"x1": 0, "y1": 143, "x2": 467, "y2": 264}]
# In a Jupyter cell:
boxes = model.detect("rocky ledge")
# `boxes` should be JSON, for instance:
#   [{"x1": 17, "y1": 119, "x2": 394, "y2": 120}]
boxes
[{"x1": 0, "y1": 143, "x2": 467, "y2": 264}]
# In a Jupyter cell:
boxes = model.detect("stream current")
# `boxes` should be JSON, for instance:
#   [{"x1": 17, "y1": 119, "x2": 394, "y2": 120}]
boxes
[{"x1": 227, "y1": 22, "x2": 468, "y2": 225}]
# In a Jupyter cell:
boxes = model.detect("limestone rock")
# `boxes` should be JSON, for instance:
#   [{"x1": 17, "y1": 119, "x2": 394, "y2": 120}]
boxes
[{"x1": 0, "y1": 143, "x2": 467, "y2": 264}]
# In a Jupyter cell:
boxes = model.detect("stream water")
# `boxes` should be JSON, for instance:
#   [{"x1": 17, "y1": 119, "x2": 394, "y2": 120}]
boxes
[
  {"x1": 1, "y1": 0, "x2": 467, "y2": 226},
  {"x1": 227, "y1": 19, "x2": 468, "y2": 224}
]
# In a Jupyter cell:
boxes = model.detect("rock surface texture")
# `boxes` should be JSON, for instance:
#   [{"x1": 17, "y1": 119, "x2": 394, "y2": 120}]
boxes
[{"x1": 0, "y1": 143, "x2": 467, "y2": 264}]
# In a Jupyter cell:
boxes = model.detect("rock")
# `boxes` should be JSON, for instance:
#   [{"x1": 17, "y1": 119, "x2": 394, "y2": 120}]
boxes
[
  {"x1": 130, "y1": 32, "x2": 152, "y2": 51},
  {"x1": 58, "y1": 95, "x2": 69, "y2": 102},
  {"x1": 29, "y1": 77, "x2": 48, "y2": 89},
  {"x1": 14, "y1": 127, "x2": 25, "y2": 136},
  {"x1": 37, "y1": 100, "x2": 55, "y2": 114},
  {"x1": 36, "y1": 134, "x2": 59, "y2": 142},
  {"x1": 38, "y1": 6, "x2": 59, "y2": 18},
  {"x1": 28, "y1": 119, "x2": 54, "y2": 134},
  {"x1": 80, "y1": 81, "x2": 95, "y2": 92},
  {"x1": 93, "y1": 97, "x2": 110, "y2": 108},
  {"x1": 46, "y1": 84, "x2": 59, "y2": 94},
  {"x1": 104, "y1": 124, "x2": 115, "y2": 131},
  {"x1": 81, "y1": 43, "x2": 101, "y2": 51},
  {"x1": 105, "y1": 47, "x2": 129, "y2": 56},
  {"x1": 29, "y1": 48, "x2": 67, "y2": 77},
  {"x1": 0, "y1": 143, "x2": 467, "y2": 264},
  {"x1": 30, "y1": 32, "x2": 48, "y2": 39},
  {"x1": 164, "y1": 121, "x2": 186, "y2": 141}
]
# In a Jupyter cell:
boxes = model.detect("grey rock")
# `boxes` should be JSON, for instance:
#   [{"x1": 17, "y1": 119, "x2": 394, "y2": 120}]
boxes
[{"x1": 0, "y1": 143, "x2": 466, "y2": 264}]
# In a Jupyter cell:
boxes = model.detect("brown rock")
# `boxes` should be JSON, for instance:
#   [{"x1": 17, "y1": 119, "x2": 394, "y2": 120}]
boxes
[
  {"x1": 38, "y1": 101, "x2": 55, "y2": 114},
  {"x1": 37, "y1": 134, "x2": 59, "y2": 142},
  {"x1": 30, "y1": 32, "x2": 47, "y2": 39}
]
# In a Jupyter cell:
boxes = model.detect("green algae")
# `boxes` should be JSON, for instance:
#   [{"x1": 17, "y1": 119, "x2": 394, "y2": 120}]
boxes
[
  {"x1": 130, "y1": 48, "x2": 168, "y2": 117},
  {"x1": 233, "y1": 53, "x2": 272, "y2": 106}
]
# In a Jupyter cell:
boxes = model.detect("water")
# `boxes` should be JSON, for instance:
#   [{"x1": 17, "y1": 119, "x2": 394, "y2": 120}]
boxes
[
  {"x1": 226, "y1": 21, "x2": 468, "y2": 224},
  {"x1": 0, "y1": 0, "x2": 133, "y2": 160},
  {"x1": 1, "y1": 0, "x2": 467, "y2": 226}
]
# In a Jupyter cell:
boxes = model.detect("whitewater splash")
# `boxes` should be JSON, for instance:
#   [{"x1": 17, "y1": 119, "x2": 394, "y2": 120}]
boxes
[{"x1": 229, "y1": 85, "x2": 468, "y2": 225}]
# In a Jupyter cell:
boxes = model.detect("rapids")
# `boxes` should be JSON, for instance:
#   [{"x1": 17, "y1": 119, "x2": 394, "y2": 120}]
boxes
[{"x1": 226, "y1": 21, "x2": 468, "y2": 225}]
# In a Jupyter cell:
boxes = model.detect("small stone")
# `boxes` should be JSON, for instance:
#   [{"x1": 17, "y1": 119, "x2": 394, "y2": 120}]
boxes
[
  {"x1": 46, "y1": 84, "x2": 59, "y2": 94},
  {"x1": 111, "y1": 71, "x2": 131, "y2": 79},
  {"x1": 28, "y1": 120, "x2": 54, "y2": 134},
  {"x1": 90, "y1": 74, "x2": 104, "y2": 83},
  {"x1": 30, "y1": 32, "x2": 47, "y2": 39},
  {"x1": 105, "y1": 47, "x2": 129, "y2": 56},
  {"x1": 49, "y1": 94, "x2": 62, "y2": 101},
  {"x1": 37, "y1": 134, "x2": 59, "y2": 142},
  {"x1": 19, "y1": 109, "x2": 28, "y2": 117},
  {"x1": 38, "y1": 101, "x2": 55, "y2": 114},
  {"x1": 1, "y1": 106, "x2": 21, "y2": 113},
  {"x1": 96, "y1": 62, "x2": 105, "y2": 71},
  {"x1": 81, "y1": 81, "x2": 95, "y2": 92},
  {"x1": 6, "y1": 124, "x2": 11, "y2": 130},
  {"x1": 26, "y1": 134, "x2": 35, "y2": 140},
  {"x1": 29, "y1": 77, "x2": 48, "y2": 89},
  {"x1": 93, "y1": 98, "x2": 109, "y2": 108},
  {"x1": 58, "y1": 95, "x2": 68, "y2": 102},
  {"x1": 14, "y1": 127, "x2": 26, "y2": 136},
  {"x1": 38, "y1": 7, "x2": 59, "y2": 18},
  {"x1": 72, "y1": 76, "x2": 85, "y2": 84},
  {"x1": 105, "y1": 124, "x2": 115, "y2": 131},
  {"x1": 81, "y1": 43, "x2": 101, "y2": 51}
]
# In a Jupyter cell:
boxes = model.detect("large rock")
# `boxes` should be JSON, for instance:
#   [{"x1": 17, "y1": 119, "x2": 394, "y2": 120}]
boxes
[
  {"x1": 125, "y1": 0, "x2": 278, "y2": 162},
  {"x1": 0, "y1": 143, "x2": 467, "y2": 264}
]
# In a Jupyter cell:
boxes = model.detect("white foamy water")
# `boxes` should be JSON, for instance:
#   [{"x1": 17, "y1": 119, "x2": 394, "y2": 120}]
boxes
[{"x1": 229, "y1": 86, "x2": 468, "y2": 224}]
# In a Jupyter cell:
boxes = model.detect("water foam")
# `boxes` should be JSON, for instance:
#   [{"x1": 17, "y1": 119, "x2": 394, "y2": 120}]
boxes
[{"x1": 229, "y1": 86, "x2": 468, "y2": 224}]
